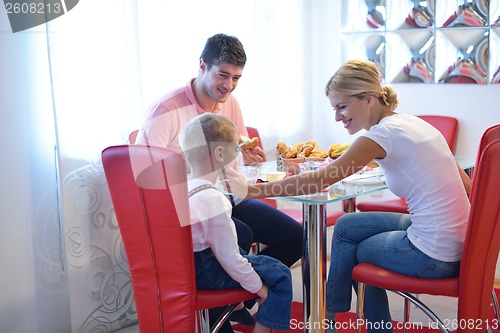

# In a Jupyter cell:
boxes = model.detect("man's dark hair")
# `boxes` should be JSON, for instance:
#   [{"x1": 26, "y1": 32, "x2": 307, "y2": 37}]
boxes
[{"x1": 200, "y1": 33, "x2": 247, "y2": 69}]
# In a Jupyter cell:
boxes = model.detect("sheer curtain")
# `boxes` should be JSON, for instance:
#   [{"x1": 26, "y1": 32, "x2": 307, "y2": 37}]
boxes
[
  {"x1": 137, "y1": 0, "x2": 308, "y2": 157},
  {"x1": 45, "y1": 0, "x2": 308, "y2": 332},
  {"x1": 47, "y1": 1, "x2": 144, "y2": 332}
]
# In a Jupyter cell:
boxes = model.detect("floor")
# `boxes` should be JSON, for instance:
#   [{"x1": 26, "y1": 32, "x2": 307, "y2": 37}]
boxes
[
  {"x1": 115, "y1": 237, "x2": 457, "y2": 333},
  {"x1": 115, "y1": 258, "x2": 457, "y2": 333},
  {"x1": 115, "y1": 195, "x2": 459, "y2": 333}
]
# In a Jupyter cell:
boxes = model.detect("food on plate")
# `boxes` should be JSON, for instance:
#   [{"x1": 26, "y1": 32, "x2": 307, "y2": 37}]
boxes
[
  {"x1": 329, "y1": 142, "x2": 351, "y2": 158},
  {"x1": 239, "y1": 135, "x2": 260, "y2": 149},
  {"x1": 277, "y1": 140, "x2": 326, "y2": 159},
  {"x1": 288, "y1": 141, "x2": 305, "y2": 158},
  {"x1": 277, "y1": 142, "x2": 289, "y2": 156},
  {"x1": 277, "y1": 140, "x2": 351, "y2": 160},
  {"x1": 297, "y1": 140, "x2": 318, "y2": 158},
  {"x1": 264, "y1": 171, "x2": 286, "y2": 182},
  {"x1": 308, "y1": 148, "x2": 329, "y2": 159},
  {"x1": 366, "y1": 159, "x2": 379, "y2": 169}
]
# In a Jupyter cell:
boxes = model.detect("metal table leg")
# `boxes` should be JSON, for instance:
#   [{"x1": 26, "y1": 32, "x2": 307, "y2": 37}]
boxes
[{"x1": 302, "y1": 203, "x2": 327, "y2": 333}]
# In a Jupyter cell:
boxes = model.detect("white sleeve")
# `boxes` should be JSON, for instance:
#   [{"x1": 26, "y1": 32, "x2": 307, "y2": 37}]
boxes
[{"x1": 200, "y1": 193, "x2": 262, "y2": 293}]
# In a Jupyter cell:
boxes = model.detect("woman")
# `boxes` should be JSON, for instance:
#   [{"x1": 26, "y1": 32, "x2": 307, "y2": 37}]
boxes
[{"x1": 228, "y1": 59, "x2": 471, "y2": 332}]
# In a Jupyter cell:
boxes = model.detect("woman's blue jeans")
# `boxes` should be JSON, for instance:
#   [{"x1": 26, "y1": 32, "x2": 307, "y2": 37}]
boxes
[
  {"x1": 195, "y1": 248, "x2": 293, "y2": 330},
  {"x1": 326, "y1": 212, "x2": 461, "y2": 333}
]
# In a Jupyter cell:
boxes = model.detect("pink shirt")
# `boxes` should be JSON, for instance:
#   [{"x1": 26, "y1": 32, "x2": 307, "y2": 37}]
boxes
[{"x1": 136, "y1": 79, "x2": 248, "y2": 152}]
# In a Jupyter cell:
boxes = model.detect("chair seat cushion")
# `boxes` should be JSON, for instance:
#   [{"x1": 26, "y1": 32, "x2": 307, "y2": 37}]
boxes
[
  {"x1": 352, "y1": 263, "x2": 459, "y2": 297},
  {"x1": 357, "y1": 199, "x2": 409, "y2": 213},
  {"x1": 196, "y1": 289, "x2": 255, "y2": 310}
]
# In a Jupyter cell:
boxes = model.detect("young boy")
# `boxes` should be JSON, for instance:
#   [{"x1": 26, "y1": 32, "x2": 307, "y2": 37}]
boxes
[{"x1": 179, "y1": 113, "x2": 292, "y2": 332}]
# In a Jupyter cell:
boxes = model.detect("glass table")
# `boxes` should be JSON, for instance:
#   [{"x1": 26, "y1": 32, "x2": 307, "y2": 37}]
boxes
[{"x1": 261, "y1": 156, "x2": 475, "y2": 333}]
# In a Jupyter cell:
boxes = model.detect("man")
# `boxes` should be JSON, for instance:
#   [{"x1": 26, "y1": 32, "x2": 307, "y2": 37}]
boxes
[{"x1": 136, "y1": 33, "x2": 302, "y2": 331}]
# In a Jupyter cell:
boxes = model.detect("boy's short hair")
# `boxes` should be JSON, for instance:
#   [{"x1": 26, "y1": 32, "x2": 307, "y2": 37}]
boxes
[
  {"x1": 180, "y1": 113, "x2": 238, "y2": 166},
  {"x1": 200, "y1": 33, "x2": 247, "y2": 70}
]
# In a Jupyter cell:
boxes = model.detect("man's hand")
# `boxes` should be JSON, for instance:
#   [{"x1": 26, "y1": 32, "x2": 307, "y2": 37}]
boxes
[{"x1": 241, "y1": 146, "x2": 265, "y2": 166}]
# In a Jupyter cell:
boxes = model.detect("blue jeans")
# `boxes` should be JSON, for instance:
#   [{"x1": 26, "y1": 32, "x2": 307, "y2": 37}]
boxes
[
  {"x1": 212, "y1": 199, "x2": 302, "y2": 332},
  {"x1": 232, "y1": 199, "x2": 303, "y2": 267},
  {"x1": 326, "y1": 212, "x2": 460, "y2": 333},
  {"x1": 195, "y1": 248, "x2": 293, "y2": 330}
]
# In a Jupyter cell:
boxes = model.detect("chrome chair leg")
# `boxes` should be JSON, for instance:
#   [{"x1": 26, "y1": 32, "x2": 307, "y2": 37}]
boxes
[
  {"x1": 393, "y1": 291, "x2": 449, "y2": 333},
  {"x1": 356, "y1": 282, "x2": 366, "y2": 333},
  {"x1": 196, "y1": 309, "x2": 210, "y2": 333},
  {"x1": 210, "y1": 303, "x2": 239, "y2": 333},
  {"x1": 357, "y1": 285, "x2": 450, "y2": 333},
  {"x1": 403, "y1": 297, "x2": 410, "y2": 333},
  {"x1": 492, "y1": 289, "x2": 500, "y2": 321},
  {"x1": 196, "y1": 303, "x2": 240, "y2": 333}
]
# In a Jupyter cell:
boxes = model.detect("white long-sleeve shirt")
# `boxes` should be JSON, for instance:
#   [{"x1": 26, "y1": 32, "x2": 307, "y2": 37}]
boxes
[{"x1": 188, "y1": 178, "x2": 262, "y2": 293}]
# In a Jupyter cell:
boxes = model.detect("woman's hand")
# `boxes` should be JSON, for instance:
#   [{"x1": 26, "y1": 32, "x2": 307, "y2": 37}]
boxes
[{"x1": 241, "y1": 146, "x2": 265, "y2": 166}]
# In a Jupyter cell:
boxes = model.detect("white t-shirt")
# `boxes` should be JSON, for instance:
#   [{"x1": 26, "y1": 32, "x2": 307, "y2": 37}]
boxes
[
  {"x1": 363, "y1": 114, "x2": 470, "y2": 262},
  {"x1": 188, "y1": 178, "x2": 262, "y2": 293}
]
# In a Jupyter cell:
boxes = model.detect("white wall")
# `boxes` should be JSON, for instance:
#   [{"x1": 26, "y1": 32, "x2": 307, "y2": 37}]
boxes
[
  {"x1": 314, "y1": 83, "x2": 500, "y2": 158},
  {"x1": 306, "y1": 3, "x2": 500, "y2": 159}
]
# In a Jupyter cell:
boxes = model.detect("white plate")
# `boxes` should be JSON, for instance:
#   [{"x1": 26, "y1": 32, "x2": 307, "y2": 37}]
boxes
[
  {"x1": 259, "y1": 171, "x2": 286, "y2": 182},
  {"x1": 341, "y1": 177, "x2": 386, "y2": 185},
  {"x1": 341, "y1": 170, "x2": 386, "y2": 185}
]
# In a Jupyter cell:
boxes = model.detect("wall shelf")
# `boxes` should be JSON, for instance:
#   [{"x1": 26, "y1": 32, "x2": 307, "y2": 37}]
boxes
[{"x1": 341, "y1": 0, "x2": 499, "y2": 84}]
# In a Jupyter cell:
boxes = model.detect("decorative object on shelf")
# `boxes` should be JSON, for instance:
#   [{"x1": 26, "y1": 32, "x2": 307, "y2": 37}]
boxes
[
  {"x1": 341, "y1": 0, "x2": 498, "y2": 84},
  {"x1": 439, "y1": 35, "x2": 488, "y2": 84},
  {"x1": 366, "y1": 0, "x2": 386, "y2": 29},
  {"x1": 406, "y1": 0, "x2": 434, "y2": 28},
  {"x1": 491, "y1": 66, "x2": 500, "y2": 83},
  {"x1": 442, "y1": 0, "x2": 488, "y2": 27},
  {"x1": 403, "y1": 35, "x2": 435, "y2": 82},
  {"x1": 366, "y1": 34, "x2": 386, "y2": 78}
]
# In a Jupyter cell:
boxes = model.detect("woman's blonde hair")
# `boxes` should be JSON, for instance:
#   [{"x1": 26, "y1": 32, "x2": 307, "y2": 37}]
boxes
[{"x1": 325, "y1": 59, "x2": 399, "y2": 111}]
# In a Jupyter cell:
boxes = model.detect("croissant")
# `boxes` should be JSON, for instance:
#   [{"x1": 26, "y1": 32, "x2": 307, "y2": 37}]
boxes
[
  {"x1": 239, "y1": 135, "x2": 259, "y2": 149},
  {"x1": 277, "y1": 142, "x2": 289, "y2": 156}
]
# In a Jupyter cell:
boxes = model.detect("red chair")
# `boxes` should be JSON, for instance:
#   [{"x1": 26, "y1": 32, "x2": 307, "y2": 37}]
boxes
[
  {"x1": 352, "y1": 138, "x2": 500, "y2": 333},
  {"x1": 102, "y1": 145, "x2": 255, "y2": 332},
  {"x1": 128, "y1": 129, "x2": 139, "y2": 144},
  {"x1": 356, "y1": 115, "x2": 459, "y2": 214},
  {"x1": 472, "y1": 124, "x2": 500, "y2": 321},
  {"x1": 246, "y1": 126, "x2": 345, "y2": 229},
  {"x1": 474, "y1": 124, "x2": 500, "y2": 169}
]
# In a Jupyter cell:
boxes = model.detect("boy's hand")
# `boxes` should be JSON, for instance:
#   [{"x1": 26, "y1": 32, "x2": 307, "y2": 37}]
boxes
[
  {"x1": 221, "y1": 167, "x2": 249, "y2": 199},
  {"x1": 255, "y1": 284, "x2": 269, "y2": 305}
]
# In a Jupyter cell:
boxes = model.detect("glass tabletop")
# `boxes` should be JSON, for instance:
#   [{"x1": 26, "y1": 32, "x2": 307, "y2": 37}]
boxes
[{"x1": 259, "y1": 156, "x2": 476, "y2": 205}]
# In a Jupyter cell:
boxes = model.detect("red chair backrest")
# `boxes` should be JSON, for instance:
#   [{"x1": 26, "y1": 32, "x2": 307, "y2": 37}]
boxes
[
  {"x1": 476, "y1": 124, "x2": 500, "y2": 162},
  {"x1": 457, "y1": 139, "x2": 500, "y2": 330},
  {"x1": 417, "y1": 115, "x2": 458, "y2": 154},
  {"x1": 102, "y1": 145, "x2": 195, "y2": 332},
  {"x1": 129, "y1": 130, "x2": 139, "y2": 144}
]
